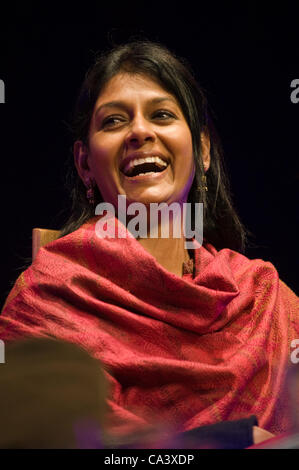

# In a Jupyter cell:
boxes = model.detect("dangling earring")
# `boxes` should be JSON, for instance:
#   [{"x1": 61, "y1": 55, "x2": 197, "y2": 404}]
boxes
[
  {"x1": 85, "y1": 178, "x2": 95, "y2": 205},
  {"x1": 197, "y1": 163, "x2": 208, "y2": 192},
  {"x1": 198, "y1": 175, "x2": 208, "y2": 192}
]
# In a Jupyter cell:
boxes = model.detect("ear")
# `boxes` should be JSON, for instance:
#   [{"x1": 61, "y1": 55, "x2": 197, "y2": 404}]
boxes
[
  {"x1": 200, "y1": 131, "x2": 211, "y2": 172},
  {"x1": 73, "y1": 141, "x2": 93, "y2": 184}
]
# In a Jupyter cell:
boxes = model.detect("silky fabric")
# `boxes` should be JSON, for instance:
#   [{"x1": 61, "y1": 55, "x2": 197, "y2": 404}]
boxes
[{"x1": 1, "y1": 214, "x2": 298, "y2": 438}]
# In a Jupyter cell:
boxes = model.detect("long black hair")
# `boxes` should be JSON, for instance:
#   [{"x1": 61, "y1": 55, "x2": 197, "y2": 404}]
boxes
[{"x1": 59, "y1": 39, "x2": 252, "y2": 252}]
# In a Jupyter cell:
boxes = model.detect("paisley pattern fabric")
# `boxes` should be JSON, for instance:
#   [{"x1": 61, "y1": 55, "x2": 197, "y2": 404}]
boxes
[{"x1": 1, "y1": 215, "x2": 298, "y2": 437}]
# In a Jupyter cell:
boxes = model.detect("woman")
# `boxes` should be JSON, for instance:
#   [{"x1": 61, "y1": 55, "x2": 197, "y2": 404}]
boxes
[{"x1": 0, "y1": 40, "x2": 298, "y2": 447}]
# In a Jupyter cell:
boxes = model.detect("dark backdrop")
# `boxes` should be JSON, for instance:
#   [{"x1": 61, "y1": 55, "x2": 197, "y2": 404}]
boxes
[{"x1": 0, "y1": 2, "x2": 298, "y2": 308}]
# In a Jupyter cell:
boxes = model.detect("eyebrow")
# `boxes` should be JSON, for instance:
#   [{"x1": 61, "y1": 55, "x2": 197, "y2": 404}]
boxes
[{"x1": 94, "y1": 96, "x2": 178, "y2": 118}]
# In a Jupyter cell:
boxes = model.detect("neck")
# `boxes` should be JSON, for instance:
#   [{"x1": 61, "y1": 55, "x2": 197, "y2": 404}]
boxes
[{"x1": 135, "y1": 207, "x2": 191, "y2": 277}]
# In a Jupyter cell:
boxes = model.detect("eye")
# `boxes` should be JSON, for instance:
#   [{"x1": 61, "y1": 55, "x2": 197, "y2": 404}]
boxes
[
  {"x1": 152, "y1": 110, "x2": 176, "y2": 120},
  {"x1": 101, "y1": 115, "x2": 126, "y2": 129}
]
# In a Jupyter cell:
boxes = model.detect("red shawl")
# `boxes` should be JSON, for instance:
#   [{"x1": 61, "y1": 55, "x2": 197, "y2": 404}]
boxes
[{"x1": 1, "y1": 215, "x2": 298, "y2": 437}]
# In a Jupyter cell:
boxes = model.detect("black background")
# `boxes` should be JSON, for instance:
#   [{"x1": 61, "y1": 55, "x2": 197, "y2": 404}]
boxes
[{"x1": 0, "y1": 1, "x2": 298, "y2": 308}]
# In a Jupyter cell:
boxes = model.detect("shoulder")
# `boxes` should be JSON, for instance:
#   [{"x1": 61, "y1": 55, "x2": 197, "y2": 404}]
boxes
[
  {"x1": 203, "y1": 241, "x2": 298, "y2": 300},
  {"x1": 204, "y1": 241, "x2": 279, "y2": 279}
]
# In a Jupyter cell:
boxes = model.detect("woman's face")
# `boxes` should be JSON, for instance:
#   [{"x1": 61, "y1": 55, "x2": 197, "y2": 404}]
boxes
[{"x1": 75, "y1": 72, "x2": 196, "y2": 209}]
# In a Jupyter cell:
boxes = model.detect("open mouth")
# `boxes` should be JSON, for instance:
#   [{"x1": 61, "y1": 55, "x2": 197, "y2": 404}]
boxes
[{"x1": 121, "y1": 156, "x2": 169, "y2": 178}]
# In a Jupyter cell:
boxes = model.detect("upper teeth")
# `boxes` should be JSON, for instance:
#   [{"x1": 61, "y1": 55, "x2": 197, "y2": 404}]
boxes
[{"x1": 123, "y1": 156, "x2": 168, "y2": 175}]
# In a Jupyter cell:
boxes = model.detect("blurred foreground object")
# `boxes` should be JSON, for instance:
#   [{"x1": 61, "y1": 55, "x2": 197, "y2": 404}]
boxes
[
  {"x1": 0, "y1": 338, "x2": 108, "y2": 448},
  {"x1": 106, "y1": 415, "x2": 260, "y2": 449}
]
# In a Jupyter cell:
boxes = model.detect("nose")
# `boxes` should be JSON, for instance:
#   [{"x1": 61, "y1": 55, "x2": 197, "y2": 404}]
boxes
[{"x1": 124, "y1": 114, "x2": 156, "y2": 148}]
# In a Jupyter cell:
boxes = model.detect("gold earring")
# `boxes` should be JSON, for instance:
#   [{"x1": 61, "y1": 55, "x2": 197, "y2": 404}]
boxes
[{"x1": 197, "y1": 175, "x2": 208, "y2": 192}]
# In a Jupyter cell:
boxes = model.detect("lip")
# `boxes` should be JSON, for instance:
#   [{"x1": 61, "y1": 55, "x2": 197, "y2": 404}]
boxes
[
  {"x1": 119, "y1": 151, "x2": 170, "y2": 174},
  {"x1": 121, "y1": 163, "x2": 170, "y2": 183}
]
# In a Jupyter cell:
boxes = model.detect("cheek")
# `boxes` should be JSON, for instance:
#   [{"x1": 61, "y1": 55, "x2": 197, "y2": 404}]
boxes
[
  {"x1": 175, "y1": 141, "x2": 195, "y2": 187},
  {"x1": 88, "y1": 136, "x2": 119, "y2": 173},
  {"x1": 175, "y1": 136, "x2": 194, "y2": 173},
  {"x1": 173, "y1": 126, "x2": 193, "y2": 156}
]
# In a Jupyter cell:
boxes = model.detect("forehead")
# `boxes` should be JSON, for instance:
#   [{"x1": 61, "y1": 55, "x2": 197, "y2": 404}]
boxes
[{"x1": 95, "y1": 72, "x2": 178, "y2": 106}]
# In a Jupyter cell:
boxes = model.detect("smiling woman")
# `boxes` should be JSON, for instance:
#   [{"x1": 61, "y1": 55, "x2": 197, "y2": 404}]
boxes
[
  {"x1": 61, "y1": 40, "x2": 247, "y2": 256},
  {"x1": 0, "y1": 40, "x2": 298, "y2": 449}
]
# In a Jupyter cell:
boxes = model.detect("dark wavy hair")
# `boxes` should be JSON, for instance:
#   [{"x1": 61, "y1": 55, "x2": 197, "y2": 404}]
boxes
[{"x1": 59, "y1": 39, "x2": 251, "y2": 252}]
